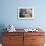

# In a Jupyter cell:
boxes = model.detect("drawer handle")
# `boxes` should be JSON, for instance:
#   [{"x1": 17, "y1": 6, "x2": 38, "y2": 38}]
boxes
[
  {"x1": 32, "y1": 39, "x2": 36, "y2": 40},
  {"x1": 9, "y1": 38, "x2": 12, "y2": 40},
  {"x1": 9, "y1": 38, "x2": 13, "y2": 40}
]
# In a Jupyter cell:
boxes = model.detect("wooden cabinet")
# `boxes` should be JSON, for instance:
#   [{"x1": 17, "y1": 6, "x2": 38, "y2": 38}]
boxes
[
  {"x1": 24, "y1": 32, "x2": 45, "y2": 46},
  {"x1": 2, "y1": 32, "x2": 45, "y2": 46},
  {"x1": 2, "y1": 32, "x2": 24, "y2": 46}
]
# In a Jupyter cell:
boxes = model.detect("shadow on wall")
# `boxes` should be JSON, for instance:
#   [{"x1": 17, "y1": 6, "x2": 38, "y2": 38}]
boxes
[{"x1": 0, "y1": 24, "x2": 7, "y2": 43}]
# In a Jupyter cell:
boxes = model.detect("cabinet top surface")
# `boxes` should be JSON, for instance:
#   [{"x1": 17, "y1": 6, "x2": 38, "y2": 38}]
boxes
[{"x1": 3, "y1": 29, "x2": 45, "y2": 32}]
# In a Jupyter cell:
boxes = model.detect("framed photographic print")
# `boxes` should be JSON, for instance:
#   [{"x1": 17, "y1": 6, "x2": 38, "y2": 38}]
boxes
[{"x1": 17, "y1": 7, "x2": 34, "y2": 19}]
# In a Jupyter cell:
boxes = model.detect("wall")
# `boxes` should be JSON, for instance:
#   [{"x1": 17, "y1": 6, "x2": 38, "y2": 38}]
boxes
[
  {"x1": 0, "y1": 0, "x2": 46, "y2": 29},
  {"x1": 0, "y1": 0, "x2": 46, "y2": 30}
]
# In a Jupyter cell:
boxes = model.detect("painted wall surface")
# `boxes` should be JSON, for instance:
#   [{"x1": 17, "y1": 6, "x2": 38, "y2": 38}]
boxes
[{"x1": 0, "y1": 0, "x2": 46, "y2": 30}]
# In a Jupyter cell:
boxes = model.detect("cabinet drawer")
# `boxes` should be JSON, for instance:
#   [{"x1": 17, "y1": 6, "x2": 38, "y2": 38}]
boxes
[
  {"x1": 3, "y1": 36, "x2": 23, "y2": 44},
  {"x1": 3, "y1": 36, "x2": 23, "y2": 46},
  {"x1": 32, "y1": 36, "x2": 45, "y2": 44},
  {"x1": 32, "y1": 44, "x2": 44, "y2": 46},
  {"x1": 24, "y1": 32, "x2": 44, "y2": 36},
  {"x1": 3, "y1": 32, "x2": 23, "y2": 36},
  {"x1": 3, "y1": 43, "x2": 23, "y2": 46}
]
